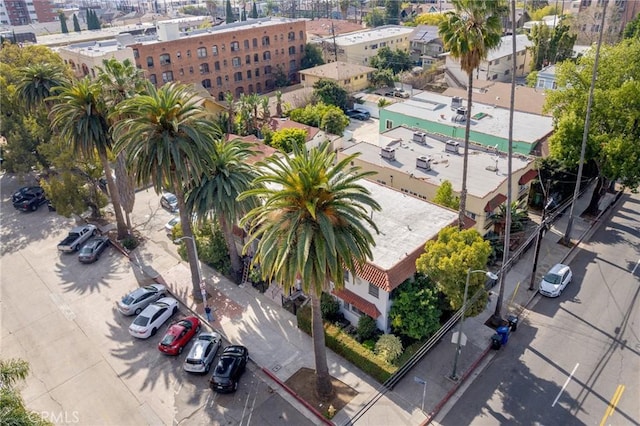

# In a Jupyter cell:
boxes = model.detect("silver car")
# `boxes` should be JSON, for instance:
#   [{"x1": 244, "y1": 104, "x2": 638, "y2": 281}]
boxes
[
  {"x1": 183, "y1": 332, "x2": 222, "y2": 374},
  {"x1": 117, "y1": 284, "x2": 167, "y2": 316}
]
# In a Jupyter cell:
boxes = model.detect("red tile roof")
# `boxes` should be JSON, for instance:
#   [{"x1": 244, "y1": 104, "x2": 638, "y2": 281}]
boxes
[
  {"x1": 331, "y1": 288, "x2": 381, "y2": 319},
  {"x1": 484, "y1": 193, "x2": 507, "y2": 212},
  {"x1": 518, "y1": 169, "x2": 538, "y2": 185}
]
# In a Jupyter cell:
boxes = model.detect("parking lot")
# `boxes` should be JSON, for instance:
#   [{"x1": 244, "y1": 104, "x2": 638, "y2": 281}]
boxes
[{"x1": 0, "y1": 173, "x2": 312, "y2": 425}]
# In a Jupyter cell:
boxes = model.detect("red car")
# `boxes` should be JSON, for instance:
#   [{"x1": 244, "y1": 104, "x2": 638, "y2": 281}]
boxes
[{"x1": 158, "y1": 316, "x2": 201, "y2": 355}]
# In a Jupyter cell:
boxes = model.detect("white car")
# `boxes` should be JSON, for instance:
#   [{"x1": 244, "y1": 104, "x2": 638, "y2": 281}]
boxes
[
  {"x1": 539, "y1": 263, "x2": 573, "y2": 297},
  {"x1": 129, "y1": 297, "x2": 179, "y2": 339},
  {"x1": 164, "y1": 216, "x2": 180, "y2": 235},
  {"x1": 117, "y1": 284, "x2": 167, "y2": 316},
  {"x1": 183, "y1": 332, "x2": 222, "y2": 374}
]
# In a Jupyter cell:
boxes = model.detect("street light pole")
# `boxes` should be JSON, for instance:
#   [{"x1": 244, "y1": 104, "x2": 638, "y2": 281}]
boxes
[
  {"x1": 413, "y1": 376, "x2": 427, "y2": 412},
  {"x1": 174, "y1": 236, "x2": 207, "y2": 303},
  {"x1": 450, "y1": 268, "x2": 498, "y2": 381}
]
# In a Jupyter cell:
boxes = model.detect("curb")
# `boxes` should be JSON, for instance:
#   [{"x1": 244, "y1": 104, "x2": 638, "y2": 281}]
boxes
[{"x1": 261, "y1": 367, "x2": 334, "y2": 426}]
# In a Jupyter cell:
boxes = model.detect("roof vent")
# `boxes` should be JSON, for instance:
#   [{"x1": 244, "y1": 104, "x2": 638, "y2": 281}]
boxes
[
  {"x1": 445, "y1": 140, "x2": 460, "y2": 155},
  {"x1": 412, "y1": 131, "x2": 426, "y2": 144},
  {"x1": 451, "y1": 96, "x2": 463, "y2": 110},
  {"x1": 456, "y1": 107, "x2": 467, "y2": 116},
  {"x1": 416, "y1": 156, "x2": 431, "y2": 170},
  {"x1": 380, "y1": 146, "x2": 396, "y2": 160}
]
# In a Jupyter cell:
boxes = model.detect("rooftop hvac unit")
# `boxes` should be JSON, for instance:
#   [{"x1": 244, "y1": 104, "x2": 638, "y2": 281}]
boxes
[
  {"x1": 381, "y1": 146, "x2": 396, "y2": 160},
  {"x1": 445, "y1": 140, "x2": 460, "y2": 155},
  {"x1": 412, "y1": 131, "x2": 426, "y2": 144},
  {"x1": 456, "y1": 106, "x2": 467, "y2": 116},
  {"x1": 416, "y1": 156, "x2": 431, "y2": 170},
  {"x1": 451, "y1": 96, "x2": 463, "y2": 110}
]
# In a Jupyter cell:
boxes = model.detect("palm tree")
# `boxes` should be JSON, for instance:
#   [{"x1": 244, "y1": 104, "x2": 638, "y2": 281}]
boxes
[
  {"x1": 225, "y1": 92, "x2": 236, "y2": 135},
  {"x1": 0, "y1": 358, "x2": 50, "y2": 425},
  {"x1": 49, "y1": 77, "x2": 129, "y2": 239},
  {"x1": 439, "y1": 0, "x2": 505, "y2": 230},
  {"x1": 239, "y1": 142, "x2": 380, "y2": 401},
  {"x1": 260, "y1": 96, "x2": 271, "y2": 125},
  {"x1": 275, "y1": 90, "x2": 284, "y2": 117},
  {"x1": 16, "y1": 62, "x2": 68, "y2": 112},
  {"x1": 186, "y1": 138, "x2": 260, "y2": 283},
  {"x1": 112, "y1": 82, "x2": 216, "y2": 299}
]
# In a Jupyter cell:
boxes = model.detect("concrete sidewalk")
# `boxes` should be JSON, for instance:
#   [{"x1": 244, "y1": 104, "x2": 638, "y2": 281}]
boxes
[{"x1": 128, "y1": 180, "x2": 618, "y2": 426}]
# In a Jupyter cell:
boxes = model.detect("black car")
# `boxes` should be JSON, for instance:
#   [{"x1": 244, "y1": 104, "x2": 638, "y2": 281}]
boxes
[
  {"x1": 78, "y1": 236, "x2": 110, "y2": 264},
  {"x1": 345, "y1": 108, "x2": 370, "y2": 120},
  {"x1": 351, "y1": 112, "x2": 370, "y2": 121},
  {"x1": 209, "y1": 345, "x2": 248, "y2": 393},
  {"x1": 12, "y1": 186, "x2": 47, "y2": 212}
]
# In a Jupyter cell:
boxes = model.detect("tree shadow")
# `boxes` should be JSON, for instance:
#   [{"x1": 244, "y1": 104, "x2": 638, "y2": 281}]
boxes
[{"x1": 54, "y1": 247, "x2": 122, "y2": 295}]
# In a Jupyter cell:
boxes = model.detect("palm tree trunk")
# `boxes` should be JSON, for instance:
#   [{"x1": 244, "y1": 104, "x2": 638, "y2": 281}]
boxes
[
  {"x1": 458, "y1": 71, "x2": 474, "y2": 230},
  {"x1": 310, "y1": 286, "x2": 333, "y2": 401},
  {"x1": 175, "y1": 183, "x2": 203, "y2": 300},
  {"x1": 98, "y1": 149, "x2": 128, "y2": 239},
  {"x1": 219, "y1": 215, "x2": 243, "y2": 282}
]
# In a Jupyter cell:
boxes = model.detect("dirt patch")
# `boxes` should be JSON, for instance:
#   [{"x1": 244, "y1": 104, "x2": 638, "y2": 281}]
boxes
[{"x1": 284, "y1": 367, "x2": 358, "y2": 418}]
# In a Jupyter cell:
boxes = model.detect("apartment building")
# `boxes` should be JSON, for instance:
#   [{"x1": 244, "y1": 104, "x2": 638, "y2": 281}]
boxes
[
  {"x1": 318, "y1": 25, "x2": 414, "y2": 65},
  {"x1": 0, "y1": 0, "x2": 55, "y2": 26},
  {"x1": 299, "y1": 61, "x2": 375, "y2": 93},
  {"x1": 129, "y1": 17, "x2": 306, "y2": 100},
  {"x1": 568, "y1": 0, "x2": 640, "y2": 44},
  {"x1": 409, "y1": 25, "x2": 444, "y2": 67},
  {"x1": 57, "y1": 38, "x2": 136, "y2": 79}
]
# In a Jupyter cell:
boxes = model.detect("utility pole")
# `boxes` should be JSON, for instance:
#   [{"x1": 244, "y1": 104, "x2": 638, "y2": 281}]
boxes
[
  {"x1": 331, "y1": 21, "x2": 338, "y2": 62},
  {"x1": 562, "y1": 0, "x2": 607, "y2": 246},
  {"x1": 529, "y1": 179, "x2": 551, "y2": 290}
]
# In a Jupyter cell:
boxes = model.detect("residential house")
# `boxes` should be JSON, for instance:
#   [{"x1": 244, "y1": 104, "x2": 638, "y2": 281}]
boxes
[
  {"x1": 331, "y1": 179, "x2": 458, "y2": 332},
  {"x1": 444, "y1": 34, "x2": 532, "y2": 87},
  {"x1": 338, "y1": 126, "x2": 537, "y2": 235},
  {"x1": 409, "y1": 25, "x2": 444, "y2": 67},
  {"x1": 299, "y1": 61, "x2": 376, "y2": 93},
  {"x1": 377, "y1": 91, "x2": 553, "y2": 155},
  {"x1": 536, "y1": 65, "x2": 558, "y2": 91},
  {"x1": 443, "y1": 81, "x2": 549, "y2": 115}
]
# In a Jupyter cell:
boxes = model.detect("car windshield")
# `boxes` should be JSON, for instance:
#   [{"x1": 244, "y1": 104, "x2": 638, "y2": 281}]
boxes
[
  {"x1": 543, "y1": 273, "x2": 562, "y2": 285},
  {"x1": 122, "y1": 289, "x2": 144, "y2": 305},
  {"x1": 165, "y1": 194, "x2": 177, "y2": 203},
  {"x1": 133, "y1": 315, "x2": 150, "y2": 326},
  {"x1": 214, "y1": 357, "x2": 234, "y2": 376},
  {"x1": 160, "y1": 334, "x2": 176, "y2": 346}
]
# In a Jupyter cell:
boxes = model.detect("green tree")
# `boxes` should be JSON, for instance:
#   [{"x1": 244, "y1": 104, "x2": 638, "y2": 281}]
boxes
[
  {"x1": 528, "y1": 19, "x2": 576, "y2": 70},
  {"x1": 416, "y1": 226, "x2": 492, "y2": 315},
  {"x1": 365, "y1": 8, "x2": 386, "y2": 27},
  {"x1": 251, "y1": 1, "x2": 258, "y2": 18},
  {"x1": 73, "y1": 14, "x2": 81, "y2": 32},
  {"x1": 529, "y1": 4, "x2": 558, "y2": 21},
  {"x1": 389, "y1": 274, "x2": 441, "y2": 340},
  {"x1": 49, "y1": 78, "x2": 129, "y2": 239},
  {"x1": 300, "y1": 43, "x2": 325, "y2": 70},
  {"x1": 385, "y1": 0, "x2": 399, "y2": 25},
  {"x1": 413, "y1": 13, "x2": 447, "y2": 26},
  {"x1": 113, "y1": 82, "x2": 217, "y2": 299},
  {"x1": 623, "y1": 14, "x2": 640, "y2": 39},
  {"x1": 269, "y1": 127, "x2": 307, "y2": 152},
  {"x1": 16, "y1": 62, "x2": 68, "y2": 113},
  {"x1": 0, "y1": 359, "x2": 52, "y2": 425},
  {"x1": 433, "y1": 180, "x2": 460, "y2": 210},
  {"x1": 312, "y1": 78, "x2": 348, "y2": 110},
  {"x1": 320, "y1": 107, "x2": 349, "y2": 135},
  {"x1": 240, "y1": 142, "x2": 380, "y2": 401},
  {"x1": 226, "y1": 0, "x2": 235, "y2": 23},
  {"x1": 275, "y1": 90, "x2": 283, "y2": 117},
  {"x1": 274, "y1": 65, "x2": 289, "y2": 87},
  {"x1": 369, "y1": 46, "x2": 413, "y2": 75},
  {"x1": 58, "y1": 11, "x2": 68, "y2": 33},
  {"x1": 241, "y1": 8, "x2": 246, "y2": 21},
  {"x1": 439, "y1": 0, "x2": 506, "y2": 229},
  {"x1": 543, "y1": 38, "x2": 640, "y2": 212},
  {"x1": 289, "y1": 102, "x2": 349, "y2": 135},
  {"x1": 186, "y1": 138, "x2": 259, "y2": 282},
  {"x1": 370, "y1": 68, "x2": 395, "y2": 88},
  {"x1": 375, "y1": 334, "x2": 403, "y2": 364}
]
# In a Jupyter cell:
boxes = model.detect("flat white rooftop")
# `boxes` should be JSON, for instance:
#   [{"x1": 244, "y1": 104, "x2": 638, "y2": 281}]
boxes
[
  {"x1": 384, "y1": 91, "x2": 553, "y2": 144},
  {"x1": 360, "y1": 179, "x2": 457, "y2": 270},
  {"x1": 343, "y1": 126, "x2": 533, "y2": 199},
  {"x1": 331, "y1": 25, "x2": 415, "y2": 46},
  {"x1": 57, "y1": 39, "x2": 127, "y2": 56}
]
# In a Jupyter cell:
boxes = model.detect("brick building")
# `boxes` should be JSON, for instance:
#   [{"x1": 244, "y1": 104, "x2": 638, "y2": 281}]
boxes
[
  {"x1": 0, "y1": 0, "x2": 56, "y2": 25},
  {"x1": 129, "y1": 17, "x2": 307, "y2": 100}
]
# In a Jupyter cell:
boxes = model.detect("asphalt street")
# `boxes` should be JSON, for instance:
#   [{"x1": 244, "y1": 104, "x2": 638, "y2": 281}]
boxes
[
  {"x1": 0, "y1": 173, "x2": 313, "y2": 426},
  {"x1": 440, "y1": 192, "x2": 640, "y2": 426}
]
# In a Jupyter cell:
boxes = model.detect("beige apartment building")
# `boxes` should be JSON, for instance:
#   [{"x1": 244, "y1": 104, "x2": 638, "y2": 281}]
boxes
[
  {"x1": 299, "y1": 61, "x2": 376, "y2": 93},
  {"x1": 129, "y1": 17, "x2": 306, "y2": 100},
  {"x1": 57, "y1": 38, "x2": 136, "y2": 79}
]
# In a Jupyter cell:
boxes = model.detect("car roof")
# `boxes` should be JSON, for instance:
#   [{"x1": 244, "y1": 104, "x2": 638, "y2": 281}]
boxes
[{"x1": 549, "y1": 263, "x2": 570, "y2": 274}]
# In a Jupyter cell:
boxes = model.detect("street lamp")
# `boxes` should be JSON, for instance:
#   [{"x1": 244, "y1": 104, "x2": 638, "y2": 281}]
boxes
[
  {"x1": 174, "y1": 236, "x2": 207, "y2": 303},
  {"x1": 450, "y1": 268, "x2": 498, "y2": 382}
]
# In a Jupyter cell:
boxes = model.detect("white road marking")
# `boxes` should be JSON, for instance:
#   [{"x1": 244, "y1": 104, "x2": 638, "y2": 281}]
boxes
[
  {"x1": 552, "y1": 363, "x2": 579, "y2": 407},
  {"x1": 631, "y1": 258, "x2": 640, "y2": 275},
  {"x1": 49, "y1": 293, "x2": 76, "y2": 321}
]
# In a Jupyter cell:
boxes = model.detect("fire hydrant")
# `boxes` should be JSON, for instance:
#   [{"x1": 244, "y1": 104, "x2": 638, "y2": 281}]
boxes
[{"x1": 327, "y1": 404, "x2": 336, "y2": 419}]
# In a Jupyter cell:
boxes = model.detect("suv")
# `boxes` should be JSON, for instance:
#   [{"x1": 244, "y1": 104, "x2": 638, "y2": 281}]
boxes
[
  {"x1": 12, "y1": 186, "x2": 47, "y2": 212},
  {"x1": 160, "y1": 193, "x2": 178, "y2": 212},
  {"x1": 539, "y1": 263, "x2": 572, "y2": 297}
]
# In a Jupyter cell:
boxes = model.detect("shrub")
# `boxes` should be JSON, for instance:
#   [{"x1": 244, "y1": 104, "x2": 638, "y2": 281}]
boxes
[
  {"x1": 375, "y1": 334, "x2": 403, "y2": 364},
  {"x1": 121, "y1": 236, "x2": 138, "y2": 250},
  {"x1": 357, "y1": 315, "x2": 378, "y2": 342},
  {"x1": 320, "y1": 292, "x2": 340, "y2": 321},
  {"x1": 362, "y1": 339, "x2": 376, "y2": 351}
]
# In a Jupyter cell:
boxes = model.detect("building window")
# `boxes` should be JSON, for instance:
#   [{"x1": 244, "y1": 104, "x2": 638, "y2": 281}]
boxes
[
  {"x1": 371, "y1": 43, "x2": 378, "y2": 49},
  {"x1": 234, "y1": 71, "x2": 242, "y2": 81},
  {"x1": 162, "y1": 71, "x2": 173, "y2": 82},
  {"x1": 288, "y1": 46, "x2": 295, "y2": 55},
  {"x1": 232, "y1": 57, "x2": 241, "y2": 67},
  {"x1": 299, "y1": 30, "x2": 303, "y2": 40},
  {"x1": 255, "y1": 68, "x2": 260, "y2": 77},
  {"x1": 189, "y1": 66, "x2": 194, "y2": 74},
  {"x1": 197, "y1": 47, "x2": 207, "y2": 58},
  {"x1": 214, "y1": 61, "x2": 220, "y2": 71},
  {"x1": 216, "y1": 76, "x2": 222, "y2": 86},
  {"x1": 146, "y1": 56, "x2": 154, "y2": 67},
  {"x1": 264, "y1": 65, "x2": 272, "y2": 75},
  {"x1": 202, "y1": 79, "x2": 211, "y2": 88},
  {"x1": 133, "y1": 49, "x2": 139, "y2": 59},
  {"x1": 343, "y1": 270, "x2": 350, "y2": 283},
  {"x1": 254, "y1": 53, "x2": 259, "y2": 62},
  {"x1": 246, "y1": 54, "x2": 251, "y2": 64},
  {"x1": 186, "y1": 50, "x2": 191, "y2": 58},
  {"x1": 179, "y1": 68, "x2": 184, "y2": 76},
  {"x1": 247, "y1": 70, "x2": 252, "y2": 79},
  {"x1": 253, "y1": 38, "x2": 258, "y2": 47},
  {"x1": 149, "y1": 74, "x2": 157, "y2": 84},
  {"x1": 368, "y1": 283, "x2": 379, "y2": 298},
  {"x1": 230, "y1": 41, "x2": 239, "y2": 51},
  {"x1": 200, "y1": 63, "x2": 209, "y2": 74},
  {"x1": 218, "y1": 92, "x2": 224, "y2": 101},
  {"x1": 288, "y1": 31, "x2": 295, "y2": 41},
  {"x1": 263, "y1": 51, "x2": 271, "y2": 60},
  {"x1": 244, "y1": 40, "x2": 249, "y2": 49},
  {"x1": 223, "y1": 59, "x2": 228, "y2": 67},
  {"x1": 385, "y1": 119, "x2": 392, "y2": 129},
  {"x1": 212, "y1": 45, "x2": 218, "y2": 56},
  {"x1": 176, "y1": 51, "x2": 181, "y2": 59},
  {"x1": 262, "y1": 35, "x2": 270, "y2": 46},
  {"x1": 289, "y1": 59, "x2": 296, "y2": 71}
]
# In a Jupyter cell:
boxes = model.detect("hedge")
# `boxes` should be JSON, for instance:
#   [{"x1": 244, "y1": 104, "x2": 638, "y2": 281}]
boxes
[{"x1": 297, "y1": 304, "x2": 396, "y2": 383}]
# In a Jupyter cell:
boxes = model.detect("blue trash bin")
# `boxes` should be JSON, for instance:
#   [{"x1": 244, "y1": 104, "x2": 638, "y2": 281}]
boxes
[{"x1": 497, "y1": 325, "x2": 510, "y2": 345}]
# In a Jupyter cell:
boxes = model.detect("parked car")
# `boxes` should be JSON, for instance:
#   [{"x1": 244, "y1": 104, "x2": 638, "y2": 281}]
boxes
[
  {"x1": 165, "y1": 216, "x2": 180, "y2": 235},
  {"x1": 117, "y1": 284, "x2": 167, "y2": 316},
  {"x1": 351, "y1": 112, "x2": 370, "y2": 121},
  {"x1": 160, "y1": 193, "x2": 179, "y2": 212},
  {"x1": 393, "y1": 90, "x2": 410, "y2": 99},
  {"x1": 158, "y1": 316, "x2": 201, "y2": 355},
  {"x1": 57, "y1": 225, "x2": 98, "y2": 253},
  {"x1": 128, "y1": 297, "x2": 178, "y2": 339},
  {"x1": 209, "y1": 345, "x2": 249, "y2": 393},
  {"x1": 345, "y1": 108, "x2": 370, "y2": 120},
  {"x1": 539, "y1": 263, "x2": 573, "y2": 297},
  {"x1": 12, "y1": 186, "x2": 47, "y2": 212},
  {"x1": 184, "y1": 332, "x2": 222, "y2": 374},
  {"x1": 78, "y1": 236, "x2": 110, "y2": 263}
]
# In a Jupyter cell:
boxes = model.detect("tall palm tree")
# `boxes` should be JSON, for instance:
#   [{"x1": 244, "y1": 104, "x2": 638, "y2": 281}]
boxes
[
  {"x1": 439, "y1": 0, "x2": 505, "y2": 230},
  {"x1": 275, "y1": 90, "x2": 284, "y2": 117},
  {"x1": 49, "y1": 77, "x2": 129, "y2": 239},
  {"x1": 16, "y1": 62, "x2": 68, "y2": 112},
  {"x1": 239, "y1": 142, "x2": 380, "y2": 401},
  {"x1": 112, "y1": 82, "x2": 216, "y2": 299},
  {"x1": 186, "y1": 138, "x2": 261, "y2": 283}
]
